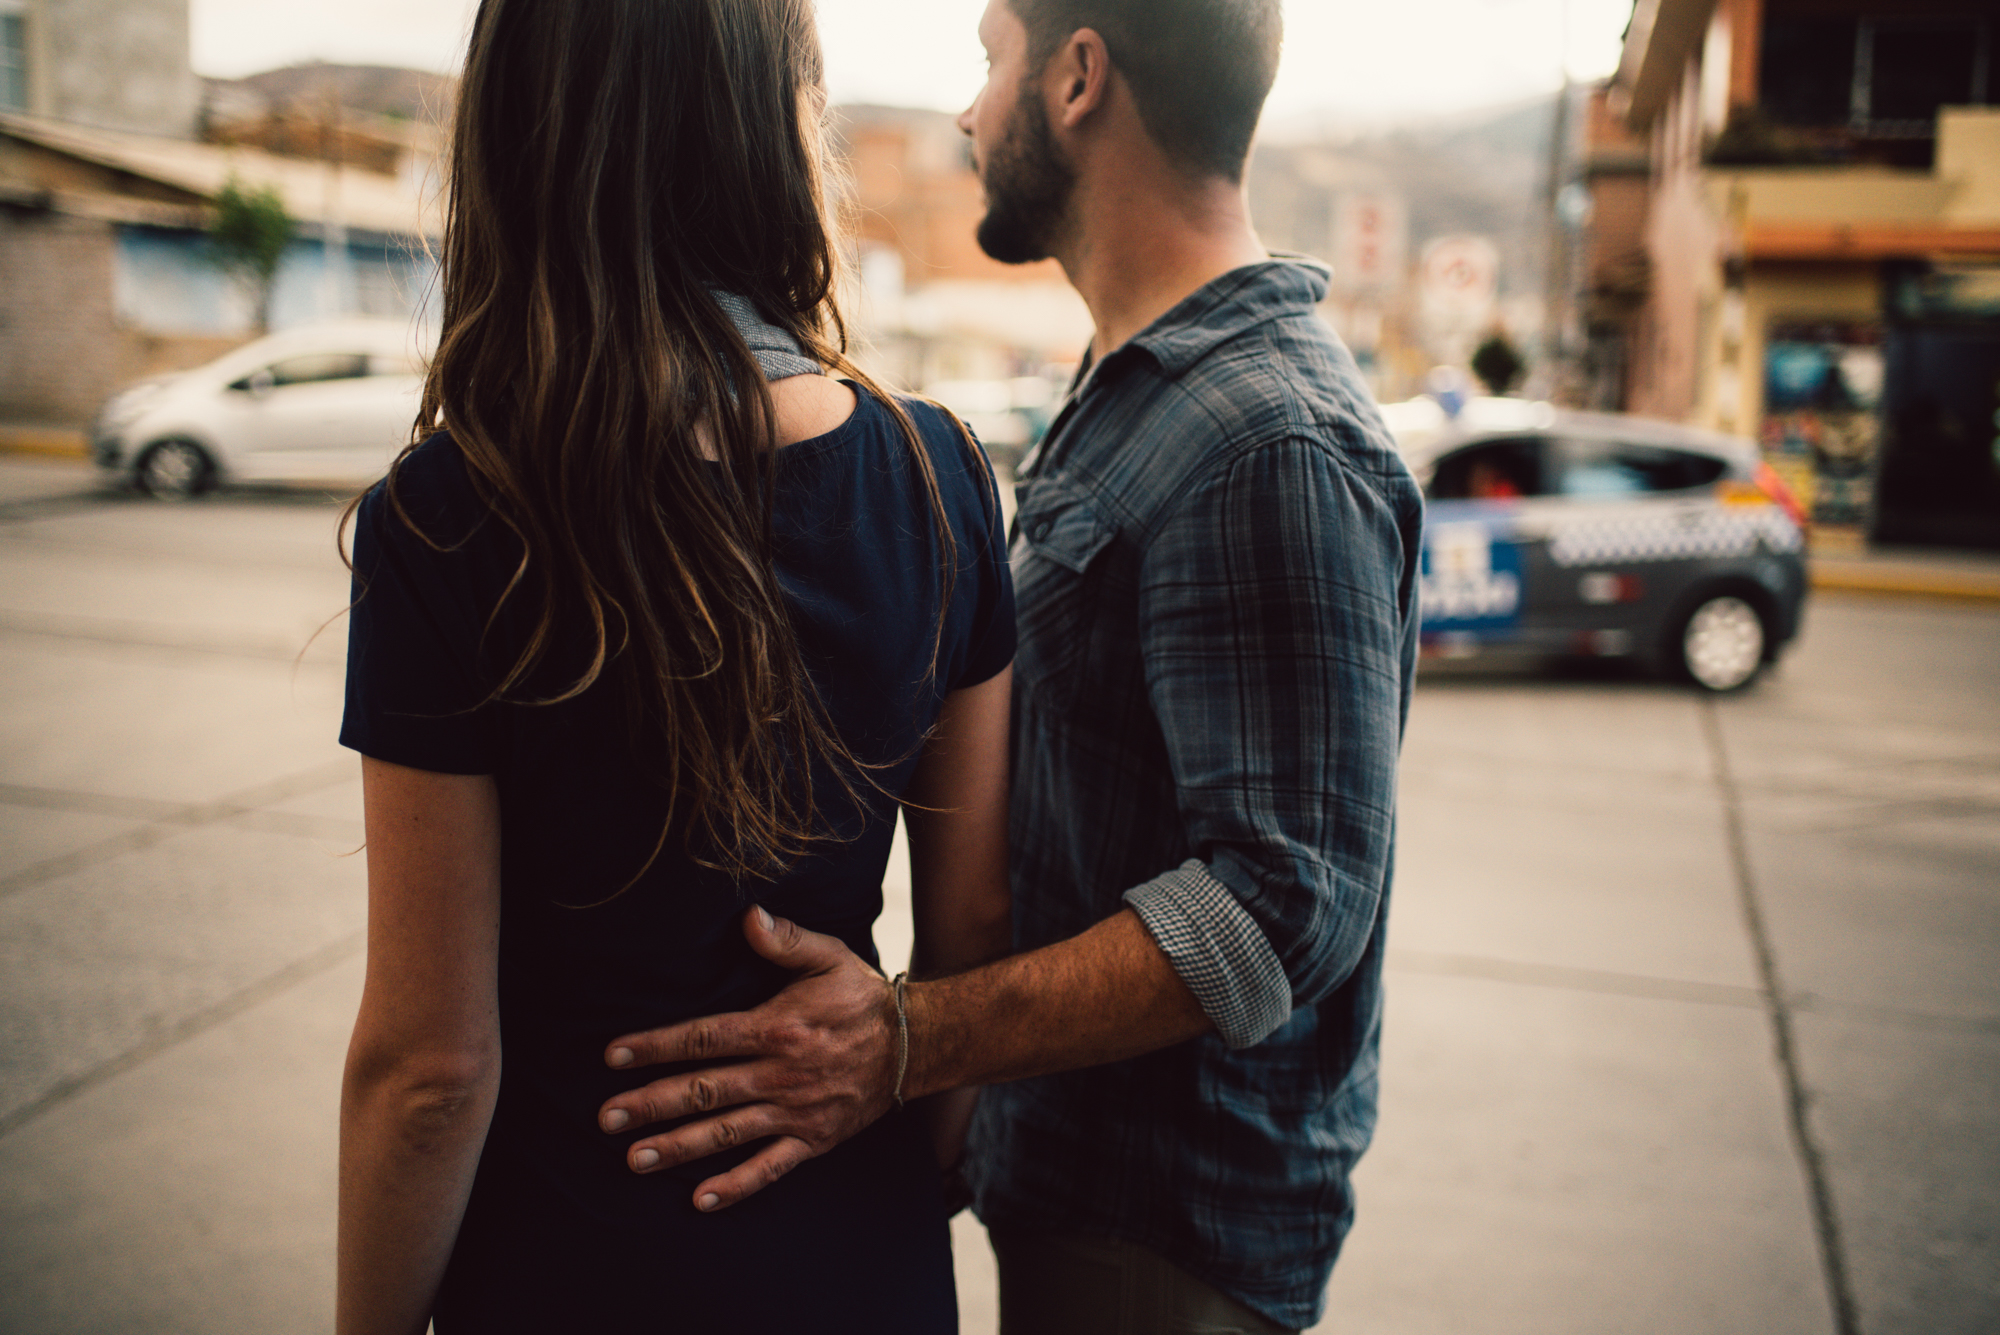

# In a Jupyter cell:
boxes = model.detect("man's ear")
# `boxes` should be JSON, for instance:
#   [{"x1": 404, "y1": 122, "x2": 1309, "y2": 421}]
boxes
[{"x1": 1049, "y1": 27, "x2": 1111, "y2": 129}]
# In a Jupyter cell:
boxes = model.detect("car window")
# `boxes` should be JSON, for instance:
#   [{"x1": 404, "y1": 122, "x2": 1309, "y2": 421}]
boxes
[
  {"x1": 1552, "y1": 439, "x2": 1728, "y2": 496},
  {"x1": 267, "y1": 353, "x2": 370, "y2": 386},
  {"x1": 1427, "y1": 437, "x2": 1549, "y2": 500}
]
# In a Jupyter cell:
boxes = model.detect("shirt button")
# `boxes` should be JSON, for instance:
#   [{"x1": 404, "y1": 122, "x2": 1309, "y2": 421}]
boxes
[{"x1": 1033, "y1": 521, "x2": 1051, "y2": 539}]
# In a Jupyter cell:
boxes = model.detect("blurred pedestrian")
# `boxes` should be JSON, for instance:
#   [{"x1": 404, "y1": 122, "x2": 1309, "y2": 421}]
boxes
[
  {"x1": 333, "y1": 1, "x2": 1015, "y2": 1331},
  {"x1": 598, "y1": 1, "x2": 1425, "y2": 1332}
]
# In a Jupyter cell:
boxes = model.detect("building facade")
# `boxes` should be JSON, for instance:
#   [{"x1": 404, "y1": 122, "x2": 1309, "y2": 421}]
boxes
[
  {"x1": 1615, "y1": 0, "x2": 2000, "y2": 548},
  {"x1": 1, "y1": 0, "x2": 198, "y2": 137},
  {"x1": 0, "y1": 7, "x2": 439, "y2": 427},
  {"x1": 1574, "y1": 86, "x2": 1653, "y2": 412},
  {"x1": 1, "y1": 112, "x2": 437, "y2": 425}
]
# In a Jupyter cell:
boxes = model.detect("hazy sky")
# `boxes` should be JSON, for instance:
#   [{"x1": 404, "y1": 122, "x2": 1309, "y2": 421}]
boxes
[{"x1": 190, "y1": 0, "x2": 1635, "y2": 125}]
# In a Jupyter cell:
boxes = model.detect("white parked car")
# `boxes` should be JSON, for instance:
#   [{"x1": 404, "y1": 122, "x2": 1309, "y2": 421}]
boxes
[{"x1": 92, "y1": 320, "x2": 431, "y2": 497}]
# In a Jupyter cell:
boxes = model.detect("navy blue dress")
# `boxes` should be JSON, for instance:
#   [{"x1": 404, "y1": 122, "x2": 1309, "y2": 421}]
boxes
[{"x1": 340, "y1": 389, "x2": 1014, "y2": 1333}]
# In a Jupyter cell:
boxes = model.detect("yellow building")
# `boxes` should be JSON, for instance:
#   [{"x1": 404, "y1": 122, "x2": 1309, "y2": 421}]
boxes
[{"x1": 1615, "y1": 0, "x2": 2000, "y2": 548}]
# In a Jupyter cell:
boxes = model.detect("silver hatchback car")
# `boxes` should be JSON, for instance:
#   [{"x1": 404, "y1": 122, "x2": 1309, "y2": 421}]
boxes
[
  {"x1": 1383, "y1": 398, "x2": 1809, "y2": 692},
  {"x1": 92, "y1": 320, "x2": 429, "y2": 498}
]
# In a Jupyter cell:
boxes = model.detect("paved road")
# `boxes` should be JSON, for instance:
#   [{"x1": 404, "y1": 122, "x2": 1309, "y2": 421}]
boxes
[{"x1": 0, "y1": 457, "x2": 1994, "y2": 1335}]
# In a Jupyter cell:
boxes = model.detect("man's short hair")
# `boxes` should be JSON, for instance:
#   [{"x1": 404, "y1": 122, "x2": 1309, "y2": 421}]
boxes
[{"x1": 1012, "y1": 0, "x2": 1281, "y2": 183}]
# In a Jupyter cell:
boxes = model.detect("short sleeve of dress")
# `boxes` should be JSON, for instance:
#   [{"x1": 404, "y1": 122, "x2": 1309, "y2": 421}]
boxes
[
  {"x1": 948, "y1": 431, "x2": 1017, "y2": 692},
  {"x1": 339, "y1": 460, "x2": 503, "y2": 775}
]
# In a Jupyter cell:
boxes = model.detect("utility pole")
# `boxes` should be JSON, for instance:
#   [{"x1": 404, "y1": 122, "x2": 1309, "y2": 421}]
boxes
[
  {"x1": 1540, "y1": 0, "x2": 1576, "y2": 405},
  {"x1": 320, "y1": 77, "x2": 349, "y2": 320}
]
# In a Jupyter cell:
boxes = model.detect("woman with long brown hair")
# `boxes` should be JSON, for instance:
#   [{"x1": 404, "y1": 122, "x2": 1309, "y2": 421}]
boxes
[{"x1": 333, "y1": 1, "x2": 1013, "y2": 1330}]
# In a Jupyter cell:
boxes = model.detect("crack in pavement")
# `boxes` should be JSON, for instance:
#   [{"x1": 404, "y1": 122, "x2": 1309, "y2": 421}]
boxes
[
  {"x1": 1788, "y1": 992, "x2": 2000, "y2": 1039},
  {"x1": 0, "y1": 526, "x2": 348, "y2": 575},
  {"x1": 1386, "y1": 948, "x2": 1766, "y2": 1009},
  {"x1": 0, "y1": 492, "x2": 125, "y2": 526},
  {"x1": 0, "y1": 761, "x2": 367, "y2": 1140},
  {"x1": 1703, "y1": 700, "x2": 1861, "y2": 1335},
  {"x1": 1385, "y1": 948, "x2": 2000, "y2": 1037},
  {"x1": 0, "y1": 782, "x2": 183, "y2": 820},
  {"x1": 0, "y1": 760, "x2": 358, "y2": 901},
  {"x1": 0, "y1": 609, "x2": 341, "y2": 664},
  {"x1": 0, "y1": 929, "x2": 366, "y2": 1140},
  {"x1": 224, "y1": 808, "x2": 365, "y2": 845}
]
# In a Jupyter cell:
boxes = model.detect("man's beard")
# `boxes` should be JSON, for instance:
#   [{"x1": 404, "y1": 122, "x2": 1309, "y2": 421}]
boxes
[{"x1": 973, "y1": 88, "x2": 1077, "y2": 265}]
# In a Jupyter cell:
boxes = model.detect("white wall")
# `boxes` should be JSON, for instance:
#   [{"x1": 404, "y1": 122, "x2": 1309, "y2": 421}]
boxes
[{"x1": 28, "y1": 0, "x2": 199, "y2": 138}]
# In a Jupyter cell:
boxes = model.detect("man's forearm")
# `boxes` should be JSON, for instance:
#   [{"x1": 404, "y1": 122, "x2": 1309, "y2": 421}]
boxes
[
  {"x1": 593, "y1": 906, "x2": 1216, "y2": 1211},
  {"x1": 902, "y1": 907, "x2": 1211, "y2": 1099}
]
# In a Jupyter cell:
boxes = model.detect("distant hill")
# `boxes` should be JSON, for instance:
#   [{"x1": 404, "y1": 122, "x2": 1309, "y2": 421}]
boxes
[
  {"x1": 196, "y1": 67, "x2": 1558, "y2": 303},
  {"x1": 203, "y1": 63, "x2": 456, "y2": 125},
  {"x1": 1251, "y1": 93, "x2": 1560, "y2": 299}
]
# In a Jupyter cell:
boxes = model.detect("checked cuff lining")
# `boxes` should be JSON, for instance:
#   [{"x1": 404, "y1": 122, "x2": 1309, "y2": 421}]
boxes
[{"x1": 1125, "y1": 860, "x2": 1292, "y2": 1050}]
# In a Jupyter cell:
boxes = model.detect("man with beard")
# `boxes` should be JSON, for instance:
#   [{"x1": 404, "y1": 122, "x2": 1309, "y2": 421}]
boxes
[{"x1": 596, "y1": 1, "x2": 1423, "y2": 1329}]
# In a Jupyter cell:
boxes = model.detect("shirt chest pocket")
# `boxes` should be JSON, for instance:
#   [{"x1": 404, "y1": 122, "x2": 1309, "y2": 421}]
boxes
[{"x1": 1011, "y1": 476, "x2": 1115, "y2": 714}]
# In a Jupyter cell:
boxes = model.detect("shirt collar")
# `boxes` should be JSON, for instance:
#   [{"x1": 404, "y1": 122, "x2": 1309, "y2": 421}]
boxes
[
  {"x1": 1021, "y1": 254, "x2": 1333, "y2": 481},
  {"x1": 1108, "y1": 254, "x2": 1332, "y2": 381}
]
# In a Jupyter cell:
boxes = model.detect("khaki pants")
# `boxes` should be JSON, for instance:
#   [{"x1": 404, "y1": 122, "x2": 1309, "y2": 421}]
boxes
[{"x1": 990, "y1": 1226, "x2": 1297, "y2": 1335}]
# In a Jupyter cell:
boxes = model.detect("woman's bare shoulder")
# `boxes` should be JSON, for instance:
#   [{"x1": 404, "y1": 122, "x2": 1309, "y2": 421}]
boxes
[{"x1": 769, "y1": 374, "x2": 858, "y2": 447}]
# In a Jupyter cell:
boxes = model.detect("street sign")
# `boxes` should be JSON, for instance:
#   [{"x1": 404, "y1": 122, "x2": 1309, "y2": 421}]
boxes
[
  {"x1": 1334, "y1": 191, "x2": 1407, "y2": 293},
  {"x1": 1419, "y1": 235, "x2": 1499, "y2": 317}
]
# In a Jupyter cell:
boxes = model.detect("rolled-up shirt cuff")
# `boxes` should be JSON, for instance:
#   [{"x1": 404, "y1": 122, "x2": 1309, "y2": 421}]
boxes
[{"x1": 1124, "y1": 859, "x2": 1292, "y2": 1049}]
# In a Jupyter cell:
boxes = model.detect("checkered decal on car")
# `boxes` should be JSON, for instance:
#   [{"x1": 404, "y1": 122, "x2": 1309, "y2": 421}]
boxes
[{"x1": 1550, "y1": 506, "x2": 1802, "y2": 567}]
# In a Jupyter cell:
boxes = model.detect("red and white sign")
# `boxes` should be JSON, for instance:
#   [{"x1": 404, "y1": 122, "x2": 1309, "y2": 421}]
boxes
[
  {"x1": 1419, "y1": 235, "x2": 1499, "y2": 316},
  {"x1": 1334, "y1": 192, "x2": 1407, "y2": 293}
]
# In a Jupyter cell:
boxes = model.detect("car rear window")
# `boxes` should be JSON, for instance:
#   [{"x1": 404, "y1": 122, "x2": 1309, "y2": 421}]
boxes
[{"x1": 1553, "y1": 440, "x2": 1728, "y2": 496}]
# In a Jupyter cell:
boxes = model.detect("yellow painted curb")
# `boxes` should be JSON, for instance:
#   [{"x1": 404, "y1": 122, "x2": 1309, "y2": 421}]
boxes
[
  {"x1": 1812, "y1": 566, "x2": 2000, "y2": 603},
  {"x1": 0, "y1": 427, "x2": 90, "y2": 461}
]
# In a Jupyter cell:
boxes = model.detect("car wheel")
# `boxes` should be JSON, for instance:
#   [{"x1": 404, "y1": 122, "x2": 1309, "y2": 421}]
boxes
[
  {"x1": 136, "y1": 438, "x2": 215, "y2": 499},
  {"x1": 1678, "y1": 593, "x2": 1767, "y2": 692}
]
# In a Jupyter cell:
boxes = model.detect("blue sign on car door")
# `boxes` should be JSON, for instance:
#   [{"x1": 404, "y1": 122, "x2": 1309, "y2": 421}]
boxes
[{"x1": 1419, "y1": 508, "x2": 1526, "y2": 639}]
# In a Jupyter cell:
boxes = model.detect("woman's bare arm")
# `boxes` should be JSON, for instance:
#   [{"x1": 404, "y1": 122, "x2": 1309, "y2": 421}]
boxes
[
  {"x1": 904, "y1": 666, "x2": 1013, "y2": 978},
  {"x1": 899, "y1": 666, "x2": 1014, "y2": 1167},
  {"x1": 338, "y1": 758, "x2": 503, "y2": 1335}
]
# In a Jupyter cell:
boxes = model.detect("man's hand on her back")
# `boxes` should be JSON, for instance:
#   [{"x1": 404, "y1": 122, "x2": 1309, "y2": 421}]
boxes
[{"x1": 597, "y1": 906, "x2": 898, "y2": 1212}]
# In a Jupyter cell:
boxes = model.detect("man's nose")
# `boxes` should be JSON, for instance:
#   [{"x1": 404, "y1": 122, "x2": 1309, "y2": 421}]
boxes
[{"x1": 956, "y1": 102, "x2": 976, "y2": 137}]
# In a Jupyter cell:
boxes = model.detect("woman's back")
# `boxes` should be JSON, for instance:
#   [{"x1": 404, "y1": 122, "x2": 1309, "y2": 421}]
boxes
[
  {"x1": 341, "y1": 387, "x2": 1012, "y2": 1331},
  {"x1": 334, "y1": 6, "x2": 1017, "y2": 1330}
]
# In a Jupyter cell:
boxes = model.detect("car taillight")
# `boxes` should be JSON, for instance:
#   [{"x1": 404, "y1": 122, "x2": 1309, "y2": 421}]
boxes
[{"x1": 1753, "y1": 462, "x2": 1806, "y2": 528}]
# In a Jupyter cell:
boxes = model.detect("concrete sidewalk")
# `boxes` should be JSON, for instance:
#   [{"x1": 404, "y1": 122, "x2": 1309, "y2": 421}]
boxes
[
  {"x1": 0, "y1": 481, "x2": 1996, "y2": 1334},
  {"x1": 0, "y1": 424, "x2": 88, "y2": 461},
  {"x1": 1809, "y1": 546, "x2": 2000, "y2": 602}
]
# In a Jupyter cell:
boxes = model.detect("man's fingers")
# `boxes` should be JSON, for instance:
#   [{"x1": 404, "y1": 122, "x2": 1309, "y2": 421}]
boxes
[
  {"x1": 598, "y1": 1066, "x2": 764, "y2": 1134},
  {"x1": 623, "y1": 1106, "x2": 786, "y2": 1175},
  {"x1": 604, "y1": 1012, "x2": 760, "y2": 1071},
  {"x1": 742, "y1": 905, "x2": 859, "y2": 977},
  {"x1": 690, "y1": 1135, "x2": 818, "y2": 1211}
]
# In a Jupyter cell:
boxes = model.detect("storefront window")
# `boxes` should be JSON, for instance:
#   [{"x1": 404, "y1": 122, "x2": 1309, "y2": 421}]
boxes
[{"x1": 1762, "y1": 323, "x2": 1884, "y2": 530}]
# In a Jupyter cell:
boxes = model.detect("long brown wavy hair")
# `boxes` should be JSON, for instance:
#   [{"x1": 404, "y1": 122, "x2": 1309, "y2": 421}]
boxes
[{"x1": 373, "y1": 0, "x2": 958, "y2": 885}]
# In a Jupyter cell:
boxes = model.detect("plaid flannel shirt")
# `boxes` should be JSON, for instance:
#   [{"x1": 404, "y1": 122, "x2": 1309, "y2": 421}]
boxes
[{"x1": 965, "y1": 258, "x2": 1423, "y2": 1330}]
